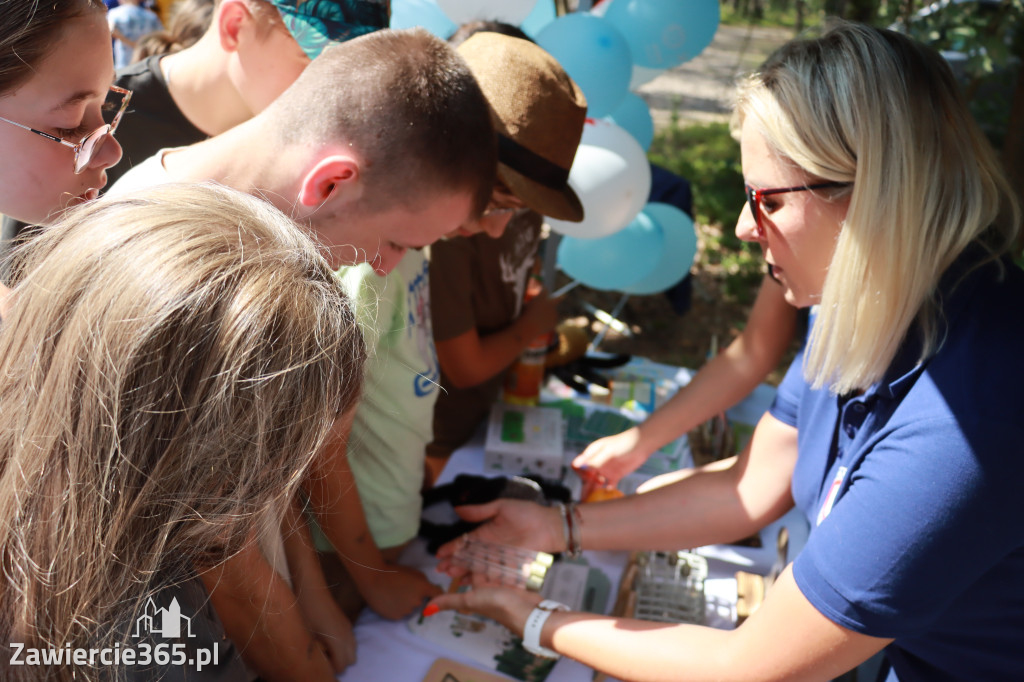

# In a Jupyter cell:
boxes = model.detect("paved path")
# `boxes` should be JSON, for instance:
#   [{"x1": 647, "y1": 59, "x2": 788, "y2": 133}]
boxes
[{"x1": 636, "y1": 24, "x2": 795, "y2": 130}]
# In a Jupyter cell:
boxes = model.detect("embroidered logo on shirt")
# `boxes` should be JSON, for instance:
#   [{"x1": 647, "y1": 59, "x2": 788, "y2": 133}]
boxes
[{"x1": 817, "y1": 466, "x2": 848, "y2": 526}]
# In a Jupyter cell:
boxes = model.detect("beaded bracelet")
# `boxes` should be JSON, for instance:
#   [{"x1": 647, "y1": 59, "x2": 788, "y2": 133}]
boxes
[{"x1": 554, "y1": 502, "x2": 571, "y2": 554}]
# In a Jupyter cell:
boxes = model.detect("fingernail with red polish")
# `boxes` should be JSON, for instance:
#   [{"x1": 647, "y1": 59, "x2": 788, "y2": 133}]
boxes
[{"x1": 423, "y1": 604, "x2": 440, "y2": 617}]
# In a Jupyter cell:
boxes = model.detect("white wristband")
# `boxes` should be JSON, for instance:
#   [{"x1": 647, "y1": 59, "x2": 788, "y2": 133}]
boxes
[{"x1": 522, "y1": 599, "x2": 569, "y2": 659}]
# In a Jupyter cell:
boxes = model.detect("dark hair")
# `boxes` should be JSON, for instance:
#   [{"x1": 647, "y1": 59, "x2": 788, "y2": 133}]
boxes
[
  {"x1": 133, "y1": 0, "x2": 216, "y2": 61},
  {"x1": 267, "y1": 28, "x2": 497, "y2": 215},
  {"x1": 0, "y1": 0, "x2": 106, "y2": 94},
  {"x1": 448, "y1": 20, "x2": 532, "y2": 47}
]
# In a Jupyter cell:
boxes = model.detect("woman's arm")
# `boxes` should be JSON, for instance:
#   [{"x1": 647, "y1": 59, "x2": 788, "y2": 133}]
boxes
[
  {"x1": 430, "y1": 566, "x2": 890, "y2": 682},
  {"x1": 573, "y1": 277, "x2": 797, "y2": 488},
  {"x1": 439, "y1": 410, "x2": 801, "y2": 564},
  {"x1": 432, "y1": 411, "x2": 891, "y2": 679}
]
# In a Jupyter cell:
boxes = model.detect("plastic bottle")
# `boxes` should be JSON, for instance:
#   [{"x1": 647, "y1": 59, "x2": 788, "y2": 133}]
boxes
[{"x1": 503, "y1": 279, "x2": 554, "y2": 406}]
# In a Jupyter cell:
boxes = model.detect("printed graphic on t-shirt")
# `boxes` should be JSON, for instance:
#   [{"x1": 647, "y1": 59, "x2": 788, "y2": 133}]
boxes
[
  {"x1": 406, "y1": 258, "x2": 439, "y2": 397},
  {"x1": 499, "y1": 228, "x2": 539, "y2": 319}
]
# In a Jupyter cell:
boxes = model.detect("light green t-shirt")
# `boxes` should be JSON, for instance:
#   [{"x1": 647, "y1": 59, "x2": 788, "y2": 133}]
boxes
[{"x1": 333, "y1": 249, "x2": 439, "y2": 549}]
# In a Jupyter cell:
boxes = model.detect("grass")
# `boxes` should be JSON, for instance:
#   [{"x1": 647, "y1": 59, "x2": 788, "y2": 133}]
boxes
[{"x1": 719, "y1": 2, "x2": 827, "y2": 31}]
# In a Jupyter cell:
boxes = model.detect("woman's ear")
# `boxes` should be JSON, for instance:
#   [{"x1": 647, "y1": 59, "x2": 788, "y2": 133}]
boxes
[{"x1": 297, "y1": 155, "x2": 363, "y2": 209}]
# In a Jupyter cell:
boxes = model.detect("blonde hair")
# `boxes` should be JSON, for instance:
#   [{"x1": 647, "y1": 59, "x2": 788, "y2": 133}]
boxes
[
  {"x1": 735, "y1": 21, "x2": 1020, "y2": 394},
  {"x1": 0, "y1": 183, "x2": 365, "y2": 680}
]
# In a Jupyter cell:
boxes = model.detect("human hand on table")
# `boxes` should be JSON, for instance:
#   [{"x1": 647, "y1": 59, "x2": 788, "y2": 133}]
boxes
[
  {"x1": 572, "y1": 426, "x2": 650, "y2": 499},
  {"x1": 363, "y1": 563, "x2": 442, "y2": 620},
  {"x1": 434, "y1": 500, "x2": 566, "y2": 578},
  {"x1": 425, "y1": 585, "x2": 544, "y2": 636}
]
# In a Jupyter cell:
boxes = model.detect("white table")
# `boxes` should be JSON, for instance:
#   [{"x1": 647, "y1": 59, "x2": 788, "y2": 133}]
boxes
[{"x1": 338, "y1": 364, "x2": 809, "y2": 682}]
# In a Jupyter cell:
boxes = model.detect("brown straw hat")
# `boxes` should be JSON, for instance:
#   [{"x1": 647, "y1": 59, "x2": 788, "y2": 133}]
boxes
[{"x1": 457, "y1": 33, "x2": 587, "y2": 222}]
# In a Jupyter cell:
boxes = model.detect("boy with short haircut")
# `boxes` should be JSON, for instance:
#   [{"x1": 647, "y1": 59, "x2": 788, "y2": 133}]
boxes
[
  {"x1": 110, "y1": 27, "x2": 496, "y2": 680},
  {"x1": 112, "y1": 27, "x2": 496, "y2": 274},
  {"x1": 338, "y1": 32, "x2": 586, "y2": 565}
]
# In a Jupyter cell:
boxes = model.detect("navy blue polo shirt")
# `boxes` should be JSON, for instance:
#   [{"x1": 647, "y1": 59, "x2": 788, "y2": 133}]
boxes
[{"x1": 770, "y1": 252, "x2": 1024, "y2": 681}]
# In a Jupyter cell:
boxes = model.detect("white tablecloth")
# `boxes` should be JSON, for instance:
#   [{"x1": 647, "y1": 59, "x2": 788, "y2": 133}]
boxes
[{"x1": 338, "y1": 365, "x2": 808, "y2": 682}]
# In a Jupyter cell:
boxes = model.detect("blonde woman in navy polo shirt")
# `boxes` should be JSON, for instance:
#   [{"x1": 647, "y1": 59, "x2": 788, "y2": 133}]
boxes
[{"x1": 427, "y1": 21, "x2": 1024, "y2": 682}]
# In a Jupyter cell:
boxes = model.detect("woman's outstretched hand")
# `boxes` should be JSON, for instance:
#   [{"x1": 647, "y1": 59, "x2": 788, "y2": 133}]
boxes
[
  {"x1": 434, "y1": 499, "x2": 566, "y2": 578},
  {"x1": 423, "y1": 585, "x2": 543, "y2": 636},
  {"x1": 572, "y1": 427, "x2": 649, "y2": 499}
]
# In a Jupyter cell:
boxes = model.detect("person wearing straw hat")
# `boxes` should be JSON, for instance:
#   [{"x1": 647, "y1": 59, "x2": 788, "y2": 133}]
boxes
[{"x1": 424, "y1": 30, "x2": 587, "y2": 480}]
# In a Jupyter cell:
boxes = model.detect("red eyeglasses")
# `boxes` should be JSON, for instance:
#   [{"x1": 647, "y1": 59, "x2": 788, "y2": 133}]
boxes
[{"x1": 745, "y1": 181, "x2": 851, "y2": 237}]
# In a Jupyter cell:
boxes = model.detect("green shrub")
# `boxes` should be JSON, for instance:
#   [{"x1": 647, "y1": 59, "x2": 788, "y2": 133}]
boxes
[
  {"x1": 649, "y1": 118, "x2": 743, "y2": 229},
  {"x1": 649, "y1": 118, "x2": 765, "y2": 304}
]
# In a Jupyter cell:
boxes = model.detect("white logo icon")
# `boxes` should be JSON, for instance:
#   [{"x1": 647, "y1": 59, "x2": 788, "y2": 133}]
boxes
[{"x1": 132, "y1": 597, "x2": 195, "y2": 639}]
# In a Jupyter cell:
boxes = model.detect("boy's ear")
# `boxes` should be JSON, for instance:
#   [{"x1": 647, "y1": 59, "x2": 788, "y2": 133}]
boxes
[
  {"x1": 216, "y1": 0, "x2": 250, "y2": 53},
  {"x1": 297, "y1": 155, "x2": 364, "y2": 209}
]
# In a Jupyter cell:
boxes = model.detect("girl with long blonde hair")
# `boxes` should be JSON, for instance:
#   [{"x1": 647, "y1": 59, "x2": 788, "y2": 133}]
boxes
[{"x1": 0, "y1": 183, "x2": 365, "y2": 681}]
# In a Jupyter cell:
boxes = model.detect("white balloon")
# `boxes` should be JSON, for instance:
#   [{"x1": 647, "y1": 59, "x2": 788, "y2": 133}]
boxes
[
  {"x1": 548, "y1": 119, "x2": 652, "y2": 240},
  {"x1": 436, "y1": 0, "x2": 539, "y2": 26}
]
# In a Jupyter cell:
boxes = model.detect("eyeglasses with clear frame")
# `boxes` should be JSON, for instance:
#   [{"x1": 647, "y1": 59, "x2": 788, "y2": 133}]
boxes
[
  {"x1": 0, "y1": 85, "x2": 132, "y2": 174},
  {"x1": 744, "y1": 181, "x2": 851, "y2": 238},
  {"x1": 481, "y1": 178, "x2": 528, "y2": 218},
  {"x1": 481, "y1": 205, "x2": 531, "y2": 221}
]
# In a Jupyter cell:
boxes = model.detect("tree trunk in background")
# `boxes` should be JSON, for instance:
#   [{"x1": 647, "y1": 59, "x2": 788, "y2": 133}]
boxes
[
  {"x1": 824, "y1": 0, "x2": 848, "y2": 18},
  {"x1": 848, "y1": 0, "x2": 879, "y2": 23},
  {"x1": 1002, "y1": 65, "x2": 1024, "y2": 254},
  {"x1": 901, "y1": 0, "x2": 917, "y2": 25}
]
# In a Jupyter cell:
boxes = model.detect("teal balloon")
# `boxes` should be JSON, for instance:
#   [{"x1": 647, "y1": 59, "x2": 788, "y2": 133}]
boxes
[
  {"x1": 390, "y1": 0, "x2": 457, "y2": 39},
  {"x1": 604, "y1": 0, "x2": 720, "y2": 69},
  {"x1": 622, "y1": 203, "x2": 698, "y2": 295},
  {"x1": 537, "y1": 14, "x2": 633, "y2": 118},
  {"x1": 557, "y1": 211, "x2": 663, "y2": 291},
  {"x1": 520, "y1": 0, "x2": 556, "y2": 38},
  {"x1": 606, "y1": 93, "x2": 654, "y2": 150}
]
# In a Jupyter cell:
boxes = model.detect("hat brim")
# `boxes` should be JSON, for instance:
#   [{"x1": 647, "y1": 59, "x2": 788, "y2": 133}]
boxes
[{"x1": 499, "y1": 163, "x2": 584, "y2": 223}]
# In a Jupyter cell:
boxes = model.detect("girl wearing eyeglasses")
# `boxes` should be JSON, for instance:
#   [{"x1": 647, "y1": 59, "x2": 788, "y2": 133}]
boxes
[
  {"x1": 0, "y1": 1, "x2": 129, "y2": 313},
  {"x1": 0, "y1": 1, "x2": 126, "y2": 226},
  {"x1": 428, "y1": 22, "x2": 1024, "y2": 682}
]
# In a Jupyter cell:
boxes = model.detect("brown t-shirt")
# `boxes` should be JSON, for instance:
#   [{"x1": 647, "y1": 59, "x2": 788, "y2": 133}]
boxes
[{"x1": 427, "y1": 210, "x2": 543, "y2": 457}]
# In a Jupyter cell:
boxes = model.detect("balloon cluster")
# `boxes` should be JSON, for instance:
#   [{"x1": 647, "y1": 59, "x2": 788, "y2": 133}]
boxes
[{"x1": 390, "y1": 0, "x2": 718, "y2": 294}]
